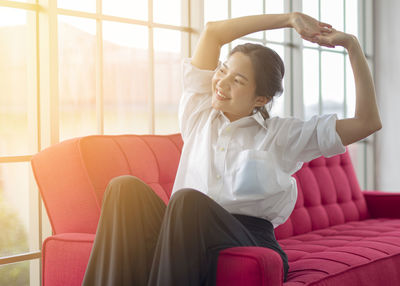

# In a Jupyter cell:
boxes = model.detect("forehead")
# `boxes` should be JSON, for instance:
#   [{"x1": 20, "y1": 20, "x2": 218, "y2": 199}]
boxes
[{"x1": 225, "y1": 52, "x2": 255, "y2": 81}]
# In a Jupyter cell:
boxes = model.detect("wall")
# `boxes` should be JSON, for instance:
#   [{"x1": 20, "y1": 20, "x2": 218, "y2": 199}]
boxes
[{"x1": 374, "y1": 0, "x2": 400, "y2": 192}]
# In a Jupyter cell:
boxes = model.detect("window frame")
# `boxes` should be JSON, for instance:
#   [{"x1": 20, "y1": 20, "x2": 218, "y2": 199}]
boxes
[
  {"x1": 211, "y1": 0, "x2": 375, "y2": 190},
  {"x1": 0, "y1": 0, "x2": 195, "y2": 284},
  {"x1": 0, "y1": 0, "x2": 376, "y2": 284}
]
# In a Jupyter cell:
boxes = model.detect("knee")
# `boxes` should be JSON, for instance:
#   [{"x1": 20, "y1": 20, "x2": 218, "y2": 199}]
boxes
[
  {"x1": 169, "y1": 188, "x2": 208, "y2": 207},
  {"x1": 105, "y1": 175, "x2": 148, "y2": 198},
  {"x1": 108, "y1": 175, "x2": 145, "y2": 188}
]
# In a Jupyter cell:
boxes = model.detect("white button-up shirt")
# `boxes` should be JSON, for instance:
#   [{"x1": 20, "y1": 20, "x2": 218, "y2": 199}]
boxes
[{"x1": 171, "y1": 58, "x2": 346, "y2": 228}]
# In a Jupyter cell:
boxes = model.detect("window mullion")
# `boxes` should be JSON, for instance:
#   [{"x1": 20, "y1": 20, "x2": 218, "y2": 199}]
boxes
[
  {"x1": 96, "y1": 0, "x2": 104, "y2": 134},
  {"x1": 290, "y1": 0, "x2": 303, "y2": 118},
  {"x1": 37, "y1": 0, "x2": 57, "y2": 260},
  {"x1": 149, "y1": 0, "x2": 155, "y2": 134}
]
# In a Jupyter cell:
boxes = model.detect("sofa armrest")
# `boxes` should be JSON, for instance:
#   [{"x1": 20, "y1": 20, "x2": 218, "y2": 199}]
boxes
[
  {"x1": 216, "y1": 246, "x2": 283, "y2": 286},
  {"x1": 363, "y1": 191, "x2": 400, "y2": 218}
]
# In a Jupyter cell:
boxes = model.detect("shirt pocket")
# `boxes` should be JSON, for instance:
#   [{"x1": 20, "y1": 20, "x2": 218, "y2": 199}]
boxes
[{"x1": 232, "y1": 150, "x2": 288, "y2": 198}]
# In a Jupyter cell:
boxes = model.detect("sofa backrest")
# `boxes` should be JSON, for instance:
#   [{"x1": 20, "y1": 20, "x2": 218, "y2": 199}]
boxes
[
  {"x1": 274, "y1": 152, "x2": 370, "y2": 239},
  {"x1": 31, "y1": 134, "x2": 183, "y2": 234},
  {"x1": 32, "y1": 134, "x2": 369, "y2": 237}
]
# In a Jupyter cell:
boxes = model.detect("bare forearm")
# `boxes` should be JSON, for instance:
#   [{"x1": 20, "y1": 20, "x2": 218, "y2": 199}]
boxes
[
  {"x1": 345, "y1": 36, "x2": 382, "y2": 128},
  {"x1": 208, "y1": 13, "x2": 292, "y2": 46},
  {"x1": 191, "y1": 13, "x2": 293, "y2": 70}
]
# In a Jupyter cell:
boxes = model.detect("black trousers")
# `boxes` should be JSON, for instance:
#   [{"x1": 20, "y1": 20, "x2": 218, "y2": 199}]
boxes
[{"x1": 82, "y1": 175, "x2": 289, "y2": 286}]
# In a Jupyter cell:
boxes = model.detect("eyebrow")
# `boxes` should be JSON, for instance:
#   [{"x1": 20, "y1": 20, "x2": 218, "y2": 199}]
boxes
[{"x1": 222, "y1": 63, "x2": 249, "y2": 82}]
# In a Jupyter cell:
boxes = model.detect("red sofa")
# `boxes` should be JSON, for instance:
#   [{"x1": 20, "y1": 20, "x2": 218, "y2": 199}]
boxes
[{"x1": 31, "y1": 134, "x2": 400, "y2": 286}]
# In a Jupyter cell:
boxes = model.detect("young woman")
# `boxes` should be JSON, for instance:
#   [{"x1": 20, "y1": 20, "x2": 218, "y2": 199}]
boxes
[{"x1": 82, "y1": 12, "x2": 382, "y2": 286}]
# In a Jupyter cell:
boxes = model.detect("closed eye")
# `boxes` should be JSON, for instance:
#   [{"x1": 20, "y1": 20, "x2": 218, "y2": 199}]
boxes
[
  {"x1": 219, "y1": 67, "x2": 227, "y2": 74},
  {"x1": 235, "y1": 78, "x2": 244, "y2": 85}
]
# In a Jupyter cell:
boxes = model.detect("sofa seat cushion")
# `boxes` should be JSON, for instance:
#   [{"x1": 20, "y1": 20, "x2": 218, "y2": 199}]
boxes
[{"x1": 280, "y1": 218, "x2": 400, "y2": 285}]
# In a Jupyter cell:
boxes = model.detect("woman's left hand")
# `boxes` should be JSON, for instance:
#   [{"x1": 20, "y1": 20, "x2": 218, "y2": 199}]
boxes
[
  {"x1": 291, "y1": 12, "x2": 333, "y2": 39},
  {"x1": 301, "y1": 27, "x2": 356, "y2": 49}
]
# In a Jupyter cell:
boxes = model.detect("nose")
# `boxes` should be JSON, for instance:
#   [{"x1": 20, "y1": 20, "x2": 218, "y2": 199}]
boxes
[{"x1": 217, "y1": 74, "x2": 231, "y2": 91}]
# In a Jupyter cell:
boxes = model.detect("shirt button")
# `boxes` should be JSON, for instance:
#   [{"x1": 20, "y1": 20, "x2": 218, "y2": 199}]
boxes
[
  {"x1": 216, "y1": 174, "x2": 221, "y2": 180},
  {"x1": 220, "y1": 147, "x2": 225, "y2": 151}
]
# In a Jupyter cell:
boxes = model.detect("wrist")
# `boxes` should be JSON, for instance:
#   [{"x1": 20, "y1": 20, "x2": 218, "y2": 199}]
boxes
[
  {"x1": 287, "y1": 12, "x2": 298, "y2": 28},
  {"x1": 343, "y1": 34, "x2": 359, "y2": 50}
]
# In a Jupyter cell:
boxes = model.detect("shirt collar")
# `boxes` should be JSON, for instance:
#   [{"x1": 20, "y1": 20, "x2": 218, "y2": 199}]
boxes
[
  {"x1": 218, "y1": 110, "x2": 268, "y2": 130},
  {"x1": 252, "y1": 111, "x2": 268, "y2": 130}
]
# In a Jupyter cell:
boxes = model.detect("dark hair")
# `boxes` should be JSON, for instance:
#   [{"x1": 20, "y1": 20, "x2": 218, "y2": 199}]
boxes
[{"x1": 229, "y1": 43, "x2": 285, "y2": 119}]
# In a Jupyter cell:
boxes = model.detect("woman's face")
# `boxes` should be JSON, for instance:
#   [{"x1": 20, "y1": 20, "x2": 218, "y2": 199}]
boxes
[{"x1": 211, "y1": 52, "x2": 268, "y2": 122}]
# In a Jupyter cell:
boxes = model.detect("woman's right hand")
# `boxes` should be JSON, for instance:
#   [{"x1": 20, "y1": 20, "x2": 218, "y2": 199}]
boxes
[{"x1": 290, "y1": 12, "x2": 332, "y2": 39}]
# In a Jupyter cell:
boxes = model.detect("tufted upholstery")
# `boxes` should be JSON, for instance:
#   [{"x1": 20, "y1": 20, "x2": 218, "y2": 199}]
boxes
[
  {"x1": 275, "y1": 153, "x2": 370, "y2": 239},
  {"x1": 280, "y1": 218, "x2": 400, "y2": 285},
  {"x1": 32, "y1": 134, "x2": 400, "y2": 286}
]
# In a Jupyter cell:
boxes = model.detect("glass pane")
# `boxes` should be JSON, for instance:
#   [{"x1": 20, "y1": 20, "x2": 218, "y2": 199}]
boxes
[
  {"x1": 302, "y1": 0, "x2": 319, "y2": 48},
  {"x1": 58, "y1": 0, "x2": 96, "y2": 13},
  {"x1": 265, "y1": 0, "x2": 284, "y2": 43},
  {"x1": 103, "y1": 22, "x2": 149, "y2": 135},
  {"x1": 303, "y1": 48, "x2": 320, "y2": 120},
  {"x1": 0, "y1": 162, "x2": 39, "y2": 257},
  {"x1": 204, "y1": 0, "x2": 228, "y2": 23},
  {"x1": 321, "y1": 51, "x2": 344, "y2": 118},
  {"x1": 154, "y1": 29, "x2": 186, "y2": 134},
  {"x1": 154, "y1": 0, "x2": 184, "y2": 26},
  {"x1": 345, "y1": 0, "x2": 358, "y2": 37},
  {"x1": 231, "y1": 0, "x2": 263, "y2": 39},
  {"x1": 0, "y1": 260, "x2": 29, "y2": 285},
  {"x1": 0, "y1": 8, "x2": 36, "y2": 157},
  {"x1": 6, "y1": 0, "x2": 35, "y2": 2},
  {"x1": 103, "y1": 0, "x2": 147, "y2": 21},
  {"x1": 321, "y1": 0, "x2": 344, "y2": 52},
  {"x1": 346, "y1": 54, "x2": 355, "y2": 118},
  {"x1": 219, "y1": 45, "x2": 230, "y2": 63},
  {"x1": 321, "y1": 0, "x2": 343, "y2": 31},
  {"x1": 58, "y1": 16, "x2": 97, "y2": 141},
  {"x1": 267, "y1": 44, "x2": 285, "y2": 117},
  {"x1": 348, "y1": 141, "x2": 365, "y2": 187},
  {"x1": 0, "y1": 259, "x2": 40, "y2": 286}
]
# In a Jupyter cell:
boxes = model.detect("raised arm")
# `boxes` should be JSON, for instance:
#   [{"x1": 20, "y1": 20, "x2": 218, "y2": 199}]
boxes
[
  {"x1": 191, "y1": 12, "x2": 332, "y2": 70},
  {"x1": 336, "y1": 37, "x2": 382, "y2": 145},
  {"x1": 300, "y1": 20, "x2": 382, "y2": 146}
]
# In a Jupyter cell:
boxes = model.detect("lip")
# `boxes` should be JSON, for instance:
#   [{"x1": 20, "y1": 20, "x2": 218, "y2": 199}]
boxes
[{"x1": 215, "y1": 90, "x2": 230, "y2": 101}]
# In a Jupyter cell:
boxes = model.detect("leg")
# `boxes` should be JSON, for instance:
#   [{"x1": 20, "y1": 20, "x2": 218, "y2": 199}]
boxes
[
  {"x1": 233, "y1": 214, "x2": 289, "y2": 281},
  {"x1": 82, "y1": 175, "x2": 166, "y2": 286},
  {"x1": 147, "y1": 188, "x2": 261, "y2": 286}
]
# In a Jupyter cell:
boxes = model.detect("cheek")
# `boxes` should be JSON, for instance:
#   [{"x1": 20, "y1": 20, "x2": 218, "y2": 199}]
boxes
[{"x1": 211, "y1": 76, "x2": 217, "y2": 92}]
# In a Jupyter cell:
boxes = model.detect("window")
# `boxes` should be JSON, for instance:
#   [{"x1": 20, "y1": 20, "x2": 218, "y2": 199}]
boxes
[
  {"x1": 0, "y1": 0, "x2": 375, "y2": 284},
  {"x1": 0, "y1": 0, "x2": 192, "y2": 284},
  {"x1": 204, "y1": 0, "x2": 375, "y2": 189}
]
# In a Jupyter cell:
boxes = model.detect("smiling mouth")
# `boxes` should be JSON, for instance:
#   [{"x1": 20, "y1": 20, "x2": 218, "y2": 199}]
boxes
[{"x1": 216, "y1": 90, "x2": 230, "y2": 100}]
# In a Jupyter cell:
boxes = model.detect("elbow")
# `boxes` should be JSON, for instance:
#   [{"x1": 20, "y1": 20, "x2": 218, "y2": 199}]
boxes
[
  {"x1": 203, "y1": 21, "x2": 224, "y2": 46},
  {"x1": 375, "y1": 122, "x2": 383, "y2": 131},
  {"x1": 204, "y1": 21, "x2": 218, "y2": 36},
  {"x1": 366, "y1": 120, "x2": 382, "y2": 137},
  {"x1": 358, "y1": 115, "x2": 382, "y2": 133},
  {"x1": 371, "y1": 119, "x2": 382, "y2": 132}
]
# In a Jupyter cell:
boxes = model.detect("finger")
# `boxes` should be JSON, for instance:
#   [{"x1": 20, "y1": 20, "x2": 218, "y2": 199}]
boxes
[
  {"x1": 321, "y1": 26, "x2": 332, "y2": 33},
  {"x1": 301, "y1": 35, "x2": 319, "y2": 44},
  {"x1": 299, "y1": 27, "x2": 318, "y2": 37},
  {"x1": 319, "y1": 21, "x2": 332, "y2": 28}
]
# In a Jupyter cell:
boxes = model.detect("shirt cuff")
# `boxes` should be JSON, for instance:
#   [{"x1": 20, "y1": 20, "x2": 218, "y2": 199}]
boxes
[
  {"x1": 182, "y1": 58, "x2": 220, "y2": 94},
  {"x1": 317, "y1": 114, "x2": 346, "y2": 158}
]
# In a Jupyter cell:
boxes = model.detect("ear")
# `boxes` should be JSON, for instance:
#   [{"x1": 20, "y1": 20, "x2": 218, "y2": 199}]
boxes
[{"x1": 254, "y1": 96, "x2": 270, "y2": 107}]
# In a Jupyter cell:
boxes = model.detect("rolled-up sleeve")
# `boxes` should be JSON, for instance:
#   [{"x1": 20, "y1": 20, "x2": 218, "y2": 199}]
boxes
[
  {"x1": 179, "y1": 58, "x2": 218, "y2": 140},
  {"x1": 276, "y1": 114, "x2": 346, "y2": 170}
]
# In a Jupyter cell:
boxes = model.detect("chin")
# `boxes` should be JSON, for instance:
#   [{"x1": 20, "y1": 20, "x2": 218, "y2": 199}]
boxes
[{"x1": 211, "y1": 100, "x2": 224, "y2": 112}]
